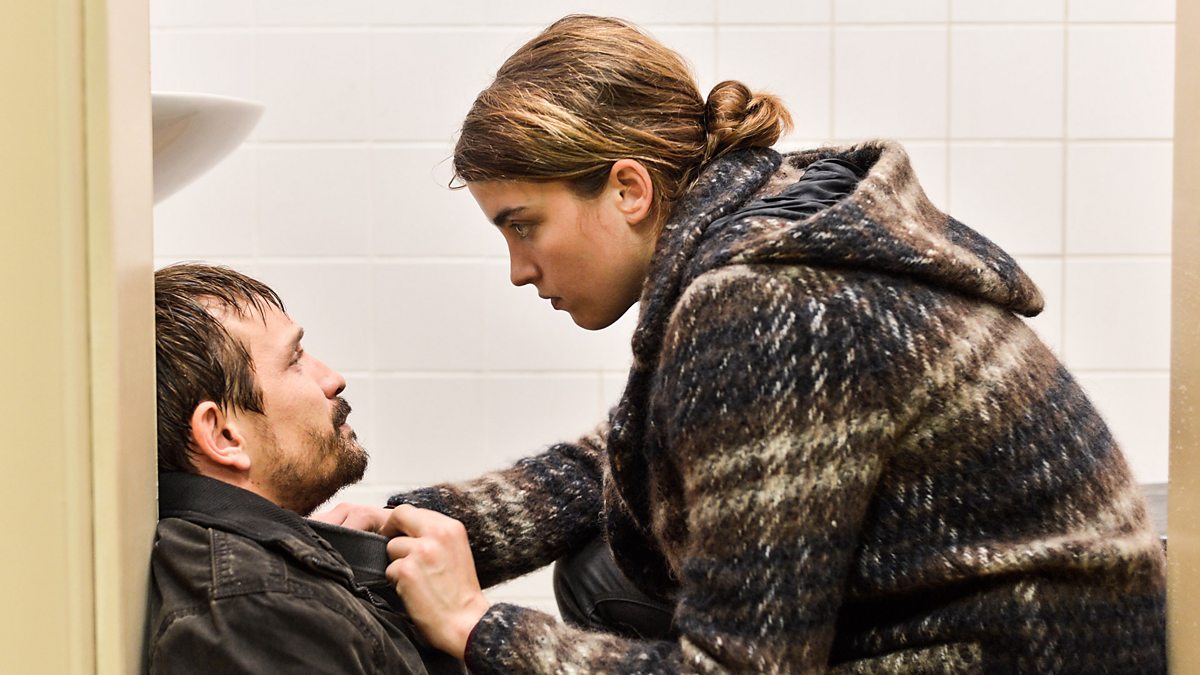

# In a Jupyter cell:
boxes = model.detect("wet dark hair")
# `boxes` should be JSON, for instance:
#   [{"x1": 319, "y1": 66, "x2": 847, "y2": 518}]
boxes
[{"x1": 154, "y1": 263, "x2": 285, "y2": 473}]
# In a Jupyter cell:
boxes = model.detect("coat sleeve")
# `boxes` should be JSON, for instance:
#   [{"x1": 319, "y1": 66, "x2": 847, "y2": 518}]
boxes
[
  {"x1": 460, "y1": 267, "x2": 911, "y2": 674},
  {"x1": 388, "y1": 421, "x2": 609, "y2": 587},
  {"x1": 148, "y1": 592, "x2": 402, "y2": 675}
]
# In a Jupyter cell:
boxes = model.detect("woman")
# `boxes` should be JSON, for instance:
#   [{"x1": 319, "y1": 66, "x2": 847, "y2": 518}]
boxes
[{"x1": 363, "y1": 15, "x2": 1166, "y2": 673}]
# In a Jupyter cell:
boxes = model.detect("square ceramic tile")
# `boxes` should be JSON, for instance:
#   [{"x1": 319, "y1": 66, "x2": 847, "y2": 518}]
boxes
[
  {"x1": 835, "y1": 0, "x2": 948, "y2": 23},
  {"x1": 1014, "y1": 256, "x2": 1064, "y2": 355},
  {"x1": 371, "y1": 29, "x2": 533, "y2": 143},
  {"x1": 948, "y1": 143, "x2": 1064, "y2": 256},
  {"x1": 950, "y1": 27, "x2": 1064, "y2": 138},
  {"x1": 833, "y1": 28, "x2": 948, "y2": 139},
  {"x1": 255, "y1": 0, "x2": 373, "y2": 26},
  {"x1": 1074, "y1": 373, "x2": 1170, "y2": 484},
  {"x1": 150, "y1": 0, "x2": 255, "y2": 28},
  {"x1": 372, "y1": 262, "x2": 489, "y2": 371},
  {"x1": 371, "y1": 146, "x2": 501, "y2": 258},
  {"x1": 1068, "y1": 0, "x2": 1175, "y2": 22},
  {"x1": 951, "y1": 0, "x2": 1065, "y2": 22},
  {"x1": 482, "y1": 261, "x2": 634, "y2": 371},
  {"x1": 153, "y1": 146, "x2": 258, "y2": 258},
  {"x1": 1063, "y1": 259, "x2": 1171, "y2": 370},
  {"x1": 718, "y1": 0, "x2": 830, "y2": 23},
  {"x1": 371, "y1": 376, "x2": 490, "y2": 485},
  {"x1": 717, "y1": 28, "x2": 832, "y2": 141},
  {"x1": 1065, "y1": 142, "x2": 1173, "y2": 255},
  {"x1": 484, "y1": 376, "x2": 605, "y2": 461},
  {"x1": 901, "y1": 141, "x2": 949, "y2": 210},
  {"x1": 256, "y1": 147, "x2": 372, "y2": 256},
  {"x1": 254, "y1": 262, "x2": 374, "y2": 372},
  {"x1": 1067, "y1": 26, "x2": 1175, "y2": 139},
  {"x1": 255, "y1": 32, "x2": 371, "y2": 141},
  {"x1": 150, "y1": 32, "x2": 257, "y2": 100}
]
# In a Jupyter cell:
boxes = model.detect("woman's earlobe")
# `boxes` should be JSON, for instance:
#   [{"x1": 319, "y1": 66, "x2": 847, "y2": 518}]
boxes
[{"x1": 610, "y1": 159, "x2": 654, "y2": 225}]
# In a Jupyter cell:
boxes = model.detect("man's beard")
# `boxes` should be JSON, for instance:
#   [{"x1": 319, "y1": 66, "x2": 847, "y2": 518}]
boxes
[{"x1": 267, "y1": 398, "x2": 368, "y2": 516}]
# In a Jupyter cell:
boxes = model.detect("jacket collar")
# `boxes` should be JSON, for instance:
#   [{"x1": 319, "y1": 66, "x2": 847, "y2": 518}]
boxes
[{"x1": 158, "y1": 471, "x2": 330, "y2": 551}]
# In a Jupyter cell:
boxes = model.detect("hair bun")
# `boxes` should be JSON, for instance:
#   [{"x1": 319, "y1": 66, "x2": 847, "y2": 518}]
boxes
[{"x1": 703, "y1": 80, "x2": 793, "y2": 162}]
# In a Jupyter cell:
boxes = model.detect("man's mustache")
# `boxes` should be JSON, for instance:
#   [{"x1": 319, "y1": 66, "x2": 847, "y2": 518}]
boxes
[{"x1": 332, "y1": 397, "x2": 352, "y2": 429}]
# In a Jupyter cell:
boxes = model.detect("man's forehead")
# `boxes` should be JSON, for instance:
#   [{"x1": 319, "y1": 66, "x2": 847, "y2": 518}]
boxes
[{"x1": 206, "y1": 299, "x2": 294, "y2": 344}]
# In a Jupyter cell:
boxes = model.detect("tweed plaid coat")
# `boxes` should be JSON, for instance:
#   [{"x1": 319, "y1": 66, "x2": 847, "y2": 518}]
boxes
[{"x1": 391, "y1": 140, "x2": 1166, "y2": 674}]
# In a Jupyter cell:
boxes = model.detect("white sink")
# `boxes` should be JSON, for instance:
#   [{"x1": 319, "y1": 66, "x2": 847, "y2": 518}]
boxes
[{"x1": 152, "y1": 92, "x2": 263, "y2": 203}]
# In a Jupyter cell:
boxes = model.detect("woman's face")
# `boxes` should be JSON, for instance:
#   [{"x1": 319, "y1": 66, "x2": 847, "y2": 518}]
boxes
[{"x1": 468, "y1": 173, "x2": 658, "y2": 330}]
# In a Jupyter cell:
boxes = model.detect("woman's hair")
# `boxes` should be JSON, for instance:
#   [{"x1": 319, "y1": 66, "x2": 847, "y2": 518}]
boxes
[{"x1": 452, "y1": 14, "x2": 793, "y2": 220}]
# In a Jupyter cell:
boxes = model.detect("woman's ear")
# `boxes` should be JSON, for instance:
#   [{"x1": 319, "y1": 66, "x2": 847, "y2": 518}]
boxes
[
  {"x1": 608, "y1": 159, "x2": 655, "y2": 227},
  {"x1": 189, "y1": 401, "x2": 252, "y2": 472}
]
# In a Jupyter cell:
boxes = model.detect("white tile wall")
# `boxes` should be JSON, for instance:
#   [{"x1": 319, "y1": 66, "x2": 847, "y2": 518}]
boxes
[
  {"x1": 717, "y1": 0, "x2": 829, "y2": 24},
  {"x1": 152, "y1": 0, "x2": 1177, "y2": 613},
  {"x1": 1067, "y1": 0, "x2": 1175, "y2": 23},
  {"x1": 1066, "y1": 142, "x2": 1173, "y2": 255},
  {"x1": 1066, "y1": 26, "x2": 1175, "y2": 139},
  {"x1": 950, "y1": 27, "x2": 1064, "y2": 138},
  {"x1": 717, "y1": 27, "x2": 832, "y2": 141},
  {"x1": 947, "y1": 143, "x2": 1064, "y2": 256},
  {"x1": 153, "y1": 146, "x2": 258, "y2": 257},
  {"x1": 951, "y1": 0, "x2": 1065, "y2": 23},
  {"x1": 1063, "y1": 259, "x2": 1172, "y2": 371},
  {"x1": 834, "y1": 0, "x2": 948, "y2": 23},
  {"x1": 371, "y1": 146, "x2": 500, "y2": 258},
  {"x1": 833, "y1": 28, "x2": 948, "y2": 139},
  {"x1": 257, "y1": 147, "x2": 373, "y2": 256},
  {"x1": 256, "y1": 33, "x2": 372, "y2": 141}
]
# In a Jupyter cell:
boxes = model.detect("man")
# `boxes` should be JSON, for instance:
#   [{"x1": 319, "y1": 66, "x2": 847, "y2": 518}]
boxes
[{"x1": 147, "y1": 263, "x2": 462, "y2": 674}]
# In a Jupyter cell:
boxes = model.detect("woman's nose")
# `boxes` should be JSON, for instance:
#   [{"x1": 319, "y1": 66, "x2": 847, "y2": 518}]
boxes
[{"x1": 509, "y1": 250, "x2": 538, "y2": 287}]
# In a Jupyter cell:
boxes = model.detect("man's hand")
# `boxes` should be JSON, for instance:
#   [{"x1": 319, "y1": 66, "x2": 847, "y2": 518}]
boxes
[
  {"x1": 383, "y1": 504, "x2": 492, "y2": 660},
  {"x1": 311, "y1": 503, "x2": 392, "y2": 533}
]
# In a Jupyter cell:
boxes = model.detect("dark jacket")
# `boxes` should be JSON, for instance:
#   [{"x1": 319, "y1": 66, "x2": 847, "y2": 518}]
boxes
[
  {"x1": 148, "y1": 472, "x2": 463, "y2": 674},
  {"x1": 391, "y1": 140, "x2": 1166, "y2": 673}
]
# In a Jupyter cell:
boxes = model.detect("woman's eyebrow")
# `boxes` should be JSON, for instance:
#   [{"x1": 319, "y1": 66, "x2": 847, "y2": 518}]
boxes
[{"x1": 492, "y1": 206, "x2": 526, "y2": 227}]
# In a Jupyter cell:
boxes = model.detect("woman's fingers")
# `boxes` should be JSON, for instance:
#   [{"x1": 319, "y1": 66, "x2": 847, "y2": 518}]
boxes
[{"x1": 381, "y1": 507, "x2": 491, "y2": 659}]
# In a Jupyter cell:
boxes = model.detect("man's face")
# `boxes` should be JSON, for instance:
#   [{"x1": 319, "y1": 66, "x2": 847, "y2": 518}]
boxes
[{"x1": 221, "y1": 304, "x2": 367, "y2": 515}]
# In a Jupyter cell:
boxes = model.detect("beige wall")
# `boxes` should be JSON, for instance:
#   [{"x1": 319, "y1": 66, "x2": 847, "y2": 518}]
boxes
[
  {"x1": 1170, "y1": 0, "x2": 1200, "y2": 669},
  {"x1": 0, "y1": 0, "x2": 154, "y2": 672}
]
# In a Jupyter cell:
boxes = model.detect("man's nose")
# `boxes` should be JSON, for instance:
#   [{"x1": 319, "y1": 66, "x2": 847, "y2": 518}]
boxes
[{"x1": 315, "y1": 357, "x2": 346, "y2": 397}]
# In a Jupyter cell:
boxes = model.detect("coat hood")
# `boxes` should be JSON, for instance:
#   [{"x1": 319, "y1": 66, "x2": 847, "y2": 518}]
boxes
[{"x1": 654, "y1": 140, "x2": 1044, "y2": 322}]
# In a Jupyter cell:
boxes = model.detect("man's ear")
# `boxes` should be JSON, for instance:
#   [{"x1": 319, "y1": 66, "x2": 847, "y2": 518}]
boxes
[
  {"x1": 608, "y1": 159, "x2": 655, "y2": 227},
  {"x1": 189, "y1": 401, "x2": 252, "y2": 472}
]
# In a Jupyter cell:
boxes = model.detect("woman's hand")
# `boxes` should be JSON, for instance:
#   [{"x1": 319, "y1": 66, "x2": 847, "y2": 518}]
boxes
[
  {"x1": 310, "y1": 503, "x2": 392, "y2": 533},
  {"x1": 383, "y1": 504, "x2": 492, "y2": 660}
]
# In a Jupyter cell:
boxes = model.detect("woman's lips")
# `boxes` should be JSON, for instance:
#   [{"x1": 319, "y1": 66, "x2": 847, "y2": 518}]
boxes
[{"x1": 551, "y1": 297, "x2": 562, "y2": 310}]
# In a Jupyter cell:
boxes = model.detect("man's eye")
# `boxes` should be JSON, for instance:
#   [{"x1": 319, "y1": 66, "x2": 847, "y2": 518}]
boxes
[
  {"x1": 511, "y1": 223, "x2": 531, "y2": 239},
  {"x1": 291, "y1": 349, "x2": 304, "y2": 366}
]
